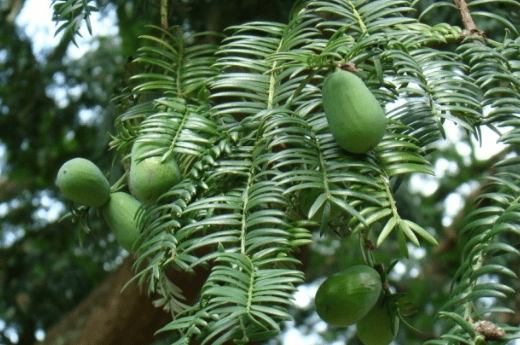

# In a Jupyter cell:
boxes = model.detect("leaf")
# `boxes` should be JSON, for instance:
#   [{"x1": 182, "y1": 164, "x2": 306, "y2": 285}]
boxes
[
  {"x1": 330, "y1": 196, "x2": 367, "y2": 227},
  {"x1": 438, "y1": 312, "x2": 476, "y2": 338},
  {"x1": 403, "y1": 219, "x2": 438, "y2": 246},
  {"x1": 308, "y1": 192, "x2": 327, "y2": 220},
  {"x1": 470, "y1": 264, "x2": 517, "y2": 280},
  {"x1": 439, "y1": 334, "x2": 472, "y2": 344},
  {"x1": 399, "y1": 219, "x2": 420, "y2": 246},
  {"x1": 353, "y1": 208, "x2": 393, "y2": 234},
  {"x1": 472, "y1": 11, "x2": 519, "y2": 35},
  {"x1": 52, "y1": 0, "x2": 98, "y2": 40},
  {"x1": 377, "y1": 216, "x2": 398, "y2": 247},
  {"x1": 396, "y1": 226, "x2": 409, "y2": 259}
]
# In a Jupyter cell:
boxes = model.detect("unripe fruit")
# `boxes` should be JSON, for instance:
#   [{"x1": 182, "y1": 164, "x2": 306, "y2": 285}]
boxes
[
  {"x1": 322, "y1": 70, "x2": 386, "y2": 154},
  {"x1": 129, "y1": 141, "x2": 181, "y2": 204},
  {"x1": 56, "y1": 158, "x2": 110, "y2": 207},
  {"x1": 357, "y1": 296, "x2": 399, "y2": 345},
  {"x1": 315, "y1": 265, "x2": 382, "y2": 327},
  {"x1": 101, "y1": 192, "x2": 141, "y2": 253}
]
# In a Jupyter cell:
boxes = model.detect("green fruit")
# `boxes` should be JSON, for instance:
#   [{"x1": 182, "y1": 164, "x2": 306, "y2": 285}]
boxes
[
  {"x1": 322, "y1": 70, "x2": 386, "y2": 154},
  {"x1": 357, "y1": 296, "x2": 399, "y2": 345},
  {"x1": 315, "y1": 265, "x2": 382, "y2": 327},
  {"x1": 129, "y1": 141, "x2": 181, "y2": 204},
  {"x1": 101, "y1": 192, "x2": 141, "y2": 253},
  {"x1": 56, "y1": 158, "x2": 110, "y2": 207},
  {"x1": 298, "y1": 186, "x2": 341, "y2": 221}
]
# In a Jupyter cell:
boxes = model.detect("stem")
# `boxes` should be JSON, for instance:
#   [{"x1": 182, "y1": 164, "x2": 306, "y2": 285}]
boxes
[
  {"x1": 464, "y1": 246, "x2": 485, "y2": 319},
  {"x1": 168, "y1": 101, "x2": 190, "y2": 155},
  {"x1": 347, "y1": 0, "x2": 368, "y2": 34},
  {"x1": 110, "y1": 170, "x2": 129, "y2": 192},
  {"x1": 284, "y1": 69, "x2": 319, "y2": 109},
  {"x1": 453, "y1": 0, "x2": 485, "y2": 39},
  {"x1": 359, "y1": 233, "x2": 375, "y2": 267},
  {"x1": 160, "y1": 0, "x2": 168, "y2": 31},
  {"x1": 382, "y1": 175, "x2": 399, "y2": 219},
  {"x1": 267, "y1": 63, "x2": 278, "y2": 110},
  {"x1": 240, "y1": 175, "x2": 253, "y2": 255}
]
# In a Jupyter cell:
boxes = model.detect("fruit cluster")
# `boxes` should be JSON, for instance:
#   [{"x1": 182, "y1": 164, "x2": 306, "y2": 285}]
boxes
[
  {"x1": 314, "y1": 265, "x2": 399, "y2": 345},
  {"x1": 56, "y1": 141, "x2": 181, "y2": 253}
]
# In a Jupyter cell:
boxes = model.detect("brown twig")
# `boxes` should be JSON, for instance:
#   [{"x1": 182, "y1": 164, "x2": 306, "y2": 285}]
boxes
[
  {"x1": 453, "y1": 0, "x2": 486, "y2": 40},
  {"x1": 339, "y1": 62, "x2": 359, "y2": 73},
  {"x1": 6, "y1": 0, "x2": 24, "y2": 23}
]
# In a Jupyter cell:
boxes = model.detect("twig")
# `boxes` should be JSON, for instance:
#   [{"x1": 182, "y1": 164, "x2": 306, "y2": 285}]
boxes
[
  {"x1": 453, "y1": 0, "x2": 486, "y2": 40},
  {"x1": 160, "y1": 0, "x2": 168, "y2": 30},
  {"x1": 6, "y1": 0, "x2": 24, "y2": 23}
]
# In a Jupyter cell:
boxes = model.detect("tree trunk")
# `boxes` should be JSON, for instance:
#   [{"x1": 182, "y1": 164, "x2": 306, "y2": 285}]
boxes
[
  {"x1": 36, "y1": 245, "x2": 309, "y2": 345},
  {"x1": 35, "y1": 256, "x2": 171, "y2": 345}
]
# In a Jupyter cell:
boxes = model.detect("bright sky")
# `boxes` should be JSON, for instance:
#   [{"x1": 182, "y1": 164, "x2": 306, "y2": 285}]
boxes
[{"x1": 16, "y1": 0, "x2": 119, "y2": 63}]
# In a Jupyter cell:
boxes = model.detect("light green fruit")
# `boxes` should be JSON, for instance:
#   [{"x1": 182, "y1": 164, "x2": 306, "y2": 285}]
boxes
[
  {"x1": 315, "y1": 265, "x2": 382, "y2": 327},
  {"x1": 101, "y1": 192, "x2": 141, "y2": 253},
  {"x1": 129, "y1": 141, "x2": 181, "y2": 204},
  {"x1": 322, "y1": 70, "x2": 387, "y2": 154},
  {"x1": 357, "y1": 296, "x2": 399, "y2": 345},
  {"x1": 56, "y1": 157, "x2": 110, "y2": 207}
]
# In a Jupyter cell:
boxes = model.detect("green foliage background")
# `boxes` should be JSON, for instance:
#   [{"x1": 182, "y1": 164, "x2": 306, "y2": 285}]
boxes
[{"x1": 1, "y1": 0, "x2": 520, "y2": 344}]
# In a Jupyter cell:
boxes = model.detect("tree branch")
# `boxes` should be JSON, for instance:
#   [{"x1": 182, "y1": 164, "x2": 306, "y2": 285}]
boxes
[
  {"x1": 6, "y1": 0, "x2": 25, "y2": 23},
  {"x1": 160, "y1": 0, "x2": 168, "y2": 30},
  {"x1": 35, "y1": 256, "x2": 172, "y2": 345},
  {"x1": 453, "y1": 0, "x2": 486, "y2": 39}
]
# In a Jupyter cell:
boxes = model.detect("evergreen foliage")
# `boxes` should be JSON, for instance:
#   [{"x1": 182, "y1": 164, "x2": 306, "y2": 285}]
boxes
[
  {"x1": 54, "y1": 0, "x2": 520, "y2": 344},
  {"x1": 51, "y1": 0, "x2": 98, "y2": 44}
]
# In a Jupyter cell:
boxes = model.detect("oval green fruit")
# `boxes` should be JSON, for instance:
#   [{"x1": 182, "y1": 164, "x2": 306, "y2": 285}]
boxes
[
  {"x1": 357, "y1": 296, "x2": 399, "y2": 345},
  {"x1": 56, "y1": 157, "x2": 110, "y2": 207},
  {"x1": 101, "y1": 192, "x2": 141, "y2": 253},
  {"x1": 322, "y1": 70, "x2": 386, "y2": 154},
  {"x1": 315, "y1": 265, "x2": 382, "y2": 327},
  {"x1": 129, "y1": 141, "x2": 182, "y2": 204}
]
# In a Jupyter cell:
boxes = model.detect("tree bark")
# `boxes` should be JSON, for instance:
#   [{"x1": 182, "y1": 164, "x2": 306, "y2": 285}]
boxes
[
  {"x1": 35, "y1": 256, "x2": 172, "y2": 345},
  {"x1": 35, "y1": 244, "x2": 310, "y2": 345}
]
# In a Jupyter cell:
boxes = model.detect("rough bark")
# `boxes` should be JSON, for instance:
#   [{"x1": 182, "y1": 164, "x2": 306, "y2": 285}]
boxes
[
  {"x1": 35, "y1": 244, "x2": 309, "y2": 345},
  {"x1": 35, "y1": 256, "x2": 172, "y2": 345}
]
